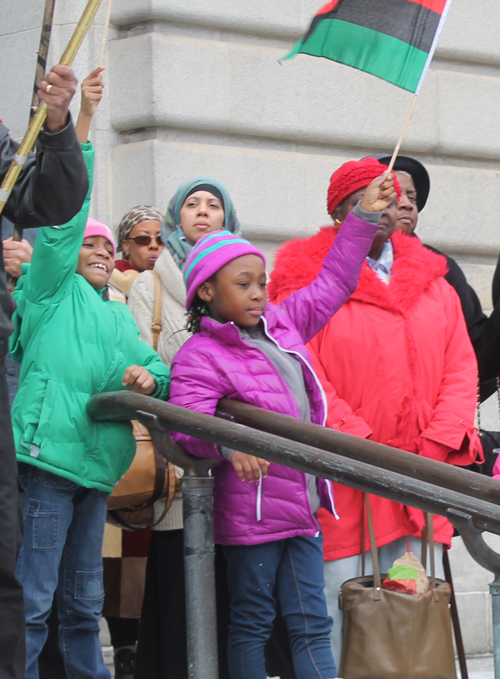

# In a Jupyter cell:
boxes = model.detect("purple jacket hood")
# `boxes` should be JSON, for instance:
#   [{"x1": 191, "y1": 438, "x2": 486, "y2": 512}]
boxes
[{"x1": 169, "y1": 212, "x2": 378, "y2": 545}]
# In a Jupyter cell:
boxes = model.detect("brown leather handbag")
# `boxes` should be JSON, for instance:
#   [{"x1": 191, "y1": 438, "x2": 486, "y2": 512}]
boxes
[
  {"x1": 339, "y1": 495, "x2": 457, "y2": 679},
  {"x1": 107, "y1": 271, "x2": 179, "y2": 528}
]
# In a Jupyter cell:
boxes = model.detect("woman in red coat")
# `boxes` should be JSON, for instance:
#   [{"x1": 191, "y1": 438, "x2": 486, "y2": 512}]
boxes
[{"x1": 268, "y1": 157, "x2": 482, "y2": 665}]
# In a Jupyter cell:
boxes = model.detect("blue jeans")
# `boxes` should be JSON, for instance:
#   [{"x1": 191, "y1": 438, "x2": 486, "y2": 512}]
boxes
[
  {"x1": 16, "y1": 463, "x2": 110, "y2": 679},
  {"x1": 223, "y1": 535, "x2": 336, "y2": 679}
]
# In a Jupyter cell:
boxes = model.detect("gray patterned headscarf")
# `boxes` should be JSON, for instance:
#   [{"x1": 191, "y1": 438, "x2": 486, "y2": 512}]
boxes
[
  {"x1": 161, "y1": 177, "x2": 241, "y2": 270},
  {"x1": 117, "y1": 205, "x2": 164, "y2": 253}
]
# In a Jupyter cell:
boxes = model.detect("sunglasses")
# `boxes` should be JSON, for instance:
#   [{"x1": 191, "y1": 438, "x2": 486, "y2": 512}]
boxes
[{"x1": 124, "y1": 235, "x2": 163, "y2": 246}]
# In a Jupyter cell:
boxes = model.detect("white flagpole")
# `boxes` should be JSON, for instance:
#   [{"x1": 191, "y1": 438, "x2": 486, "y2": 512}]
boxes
[
  {"x1": 386, "y1": 0, "x2": 454, "y2": 173},
  {"x1": 98, "y1": 0, "x2": 113, "y2": 67},
  {"x1": 386, "y1": 94, "x2": 418, "y2": 174}
]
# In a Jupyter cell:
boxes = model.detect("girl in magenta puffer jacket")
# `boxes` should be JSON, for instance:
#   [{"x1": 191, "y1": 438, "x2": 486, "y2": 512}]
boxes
[{"x1": 168, "y1": 173, "x2": 396, "y2": 679}]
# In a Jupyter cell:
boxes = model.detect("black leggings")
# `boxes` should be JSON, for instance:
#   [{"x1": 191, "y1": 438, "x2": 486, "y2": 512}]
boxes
[{"x1": 134, "y1": 529, "x2": 231, "y2": 679}]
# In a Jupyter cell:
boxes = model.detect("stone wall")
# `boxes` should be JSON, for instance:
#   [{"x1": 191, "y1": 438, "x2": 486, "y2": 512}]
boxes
[{"x1": 2, "y1": 0, "x2": 500, "y2": 656}]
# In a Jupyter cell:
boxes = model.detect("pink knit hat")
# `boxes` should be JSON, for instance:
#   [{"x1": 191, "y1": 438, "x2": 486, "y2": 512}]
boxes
[
  {"x1": 184, "y1": 230, "x2": 265, "y2": 310},
  {"x1": 84, "y1": 218, "x2": 116, "y2": 257}
]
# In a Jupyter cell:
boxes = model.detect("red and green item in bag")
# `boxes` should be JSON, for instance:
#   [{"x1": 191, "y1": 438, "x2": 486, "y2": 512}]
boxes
[{"x1": 382, "y1": 563, "x2": 418, "y2": 594}]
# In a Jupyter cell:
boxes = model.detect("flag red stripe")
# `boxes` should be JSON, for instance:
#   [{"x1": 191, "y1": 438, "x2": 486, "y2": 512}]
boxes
[
  {"x1": 304, "y1": 0, "x2": 441, "y2": 53},
  {"x1": 317, "y1": 1, "x2": 342, "y2": 15},
  {"x1": 407, "y1": 0, "x2": 447, "y2": 13}
]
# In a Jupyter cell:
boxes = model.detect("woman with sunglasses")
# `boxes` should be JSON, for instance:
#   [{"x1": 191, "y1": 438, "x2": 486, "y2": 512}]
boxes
[
  {"x1": 127, "y1": 177, "x2": 241, "y2": 679},
  {"x1": 109, "y1": 207, "x2": 165, "y2": 301}
]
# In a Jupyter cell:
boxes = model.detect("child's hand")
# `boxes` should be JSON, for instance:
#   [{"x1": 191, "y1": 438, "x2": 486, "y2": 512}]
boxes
[
  {"x1": 75, "y1": 66, "x2": 105, "y2": 143},
  {"x1": 3, "y1": 237, "x2": 33, "y2": 278},
  {"x1": 231, "y1": 451, "x2": 270, "y2": 482},
  {"x1": 360, "y1": 172, "x2": 397, "y2": 213},
  {"x1": 122, "y1": 365, "x2": 156, "y2": 395},
  {"x1": 80, "y1": 67, "x2": 105, "y2": 118}
]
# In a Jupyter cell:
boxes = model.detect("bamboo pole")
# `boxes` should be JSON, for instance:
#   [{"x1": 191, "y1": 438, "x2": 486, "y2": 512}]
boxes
[
  {"x1": 7, "y1": 0, "x2": 57, "y2": 294},
  {"x1": 98, "y1": 0, "x2": 113, "y2": 67},
  {"x1": 31, "y1": 0, "x2": 56, "y2": 116},
  {"x1": 385, "y1": 94, "x2": 418, "y2": 174},
  {"x1": 0, "y1": 0, "x2": 103, "y2": 218}
]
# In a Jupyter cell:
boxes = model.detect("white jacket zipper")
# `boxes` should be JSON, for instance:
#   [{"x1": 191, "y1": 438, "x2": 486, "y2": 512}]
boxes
[{"x1": 256, "y1": 468, "x2": 263, "y2": 521}]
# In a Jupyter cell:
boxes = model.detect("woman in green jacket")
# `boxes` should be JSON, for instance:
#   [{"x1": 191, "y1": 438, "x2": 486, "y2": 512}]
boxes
[{"x1": 10, "y1": 136, "x2": 169, "y2": 679}]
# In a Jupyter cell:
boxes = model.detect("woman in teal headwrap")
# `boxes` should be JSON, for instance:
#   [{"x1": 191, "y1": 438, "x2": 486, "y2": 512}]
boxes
[
  {"x1": 160, "y1": 176, "x2": 241, "y2": 269},
  {"x1": 128, "y1": 176, "x2": 240, "y2": 679}
]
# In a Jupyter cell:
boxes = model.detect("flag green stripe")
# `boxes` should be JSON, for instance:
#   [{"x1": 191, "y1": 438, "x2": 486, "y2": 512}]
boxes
[{"x1": 287, "y1": 19, "x2": 428, "y2": 93}]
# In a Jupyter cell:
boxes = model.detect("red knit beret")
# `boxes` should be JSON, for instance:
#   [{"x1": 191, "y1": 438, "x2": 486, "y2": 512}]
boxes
[{"x1": 327, "y1": 157, "x2": 401, "y2": 216}]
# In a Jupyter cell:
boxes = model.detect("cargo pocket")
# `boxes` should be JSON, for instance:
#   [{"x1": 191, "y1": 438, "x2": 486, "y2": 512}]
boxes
[
  {"x1": 28, "y1": 499, "x2": 58, "y2": 549},
  {"x1": 75, "y1": 569, "x2": 104, "y2": 601}
]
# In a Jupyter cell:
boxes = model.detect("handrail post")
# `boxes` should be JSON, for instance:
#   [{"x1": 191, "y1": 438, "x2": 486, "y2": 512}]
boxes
[
  {"x1": 182, "y1": 475, "x2": 218, "y2": 679},
  {"x1": 490, "y1": 576, "x2": 500, "y2": 679}
]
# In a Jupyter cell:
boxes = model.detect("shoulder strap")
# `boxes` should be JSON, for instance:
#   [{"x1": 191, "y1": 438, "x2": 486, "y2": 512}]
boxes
[
  {"x1": 109, "y1": 268, "x2": 139, "y2": 297},
  {"x1": 421, "y1": 512, "x2": 440, "y2": 601},
  {"x1": 364, "y1": 494, "x2": 381, "y2": 597},
  {"x1": 151, "y1": 270, "x2": 162, "y2": 352}
]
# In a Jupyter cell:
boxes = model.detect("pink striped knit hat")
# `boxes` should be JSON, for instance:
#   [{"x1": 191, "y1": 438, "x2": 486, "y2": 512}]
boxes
[
  {"x1": 84, "y1": 218, "x2": 116, "y2": 257},
  {"x1": 184, "y1": 230, "x2": 265, "y2": 310}
]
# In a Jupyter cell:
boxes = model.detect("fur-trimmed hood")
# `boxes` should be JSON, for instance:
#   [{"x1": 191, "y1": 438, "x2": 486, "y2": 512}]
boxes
[{"x1": 268, "y1": 228, "x2": 448, "y2": 314}]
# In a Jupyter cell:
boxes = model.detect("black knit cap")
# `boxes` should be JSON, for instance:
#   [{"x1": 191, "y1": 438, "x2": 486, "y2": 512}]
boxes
[
  {"x1": 185, "y1": 183, "x2": 224, "y2": 206},
  {"x1": 371, "y1": 154, "x2": 430, "y2": 213}
]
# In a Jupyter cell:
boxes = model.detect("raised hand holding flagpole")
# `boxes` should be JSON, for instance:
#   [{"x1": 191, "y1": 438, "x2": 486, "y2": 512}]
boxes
[
  {"x1": 0, "y1": 0, "x2": 103, "y2": 219},
  {"x1": 7, "y1": 0, "x2": 57, "y2": 291}
]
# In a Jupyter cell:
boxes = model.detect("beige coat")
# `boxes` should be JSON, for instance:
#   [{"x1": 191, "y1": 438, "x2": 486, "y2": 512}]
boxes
[{"x1": 128, "y1": 248, "x2": 190, "y2": 530}]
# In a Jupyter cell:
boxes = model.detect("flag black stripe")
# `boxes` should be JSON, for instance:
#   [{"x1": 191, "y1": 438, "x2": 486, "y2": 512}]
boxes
[{"x1": 303, "y1": 0, "x2": 440, "y2": 53}]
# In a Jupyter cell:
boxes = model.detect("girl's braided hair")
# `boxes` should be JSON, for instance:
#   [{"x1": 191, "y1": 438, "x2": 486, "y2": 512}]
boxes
[
  {"x1": 185, "y1": 273, "x2": 216, "y2": 333},
  {"x1": 186, "y1": 294, "x2": 209, "y2": 333}
]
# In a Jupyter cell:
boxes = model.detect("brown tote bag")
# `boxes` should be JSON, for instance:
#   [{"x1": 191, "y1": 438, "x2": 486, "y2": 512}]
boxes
[
  {"x1": 339, "y1": 494, "x2": 457, "y2": 679},
  {"x1": 107, "y1": 271, "x2": 179, "y2": 528}
]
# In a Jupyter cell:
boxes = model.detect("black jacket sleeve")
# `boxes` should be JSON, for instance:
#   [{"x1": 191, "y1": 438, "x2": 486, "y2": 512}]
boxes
[
  {"x1": 424, "y1": 244, "x2": 487, "y2": 345},
  {"x1": 476, "y1": 252, "x2": 500, "y2": 396},
  {"x1": 492, "y1": 252, "x2": 500, "y2": 308},
  {"x1": 0, "y1": 115, "x2": 88, "y2": 228},
  {"x1": 424, "y1": 244, "x2": 500, "y2": 402},
  {"x1": 0, "y1": 116, "x2": 88, "y2": 343}
]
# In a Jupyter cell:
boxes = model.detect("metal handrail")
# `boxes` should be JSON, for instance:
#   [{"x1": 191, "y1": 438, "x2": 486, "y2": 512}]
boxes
[
  {"x1": 89, "y1": 391, "x2": 500, "y2": 543},
  {"x1": 88, "y1": 391, "x2": 500, "y2": 679},
  {"x1": 217, "y1": 399, "x2": 500, "y2": 506}
]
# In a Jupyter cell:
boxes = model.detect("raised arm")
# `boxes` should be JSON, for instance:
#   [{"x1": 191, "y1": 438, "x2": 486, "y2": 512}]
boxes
[
  {"x1": 23, "y1": 69, "x2": 105, "y2": 304},
  {"x1": 280, "y1": 207, "x2": 377, "y2": 343},
  {"x1": 1, "y1": 66, "x2": 88, "y2": 228},
  {"x1": 75, "y1": 67, "x2": 105, "y2": 143},
  {"x1": 25, "y1": 143, "x2": 94, "y2": 304},
  {"x1": 280, "y1": 173, "x2": 396, "y2": 343},
  {"x1": 0, "y1": 121, "x2": 87, "y2": 229}
]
